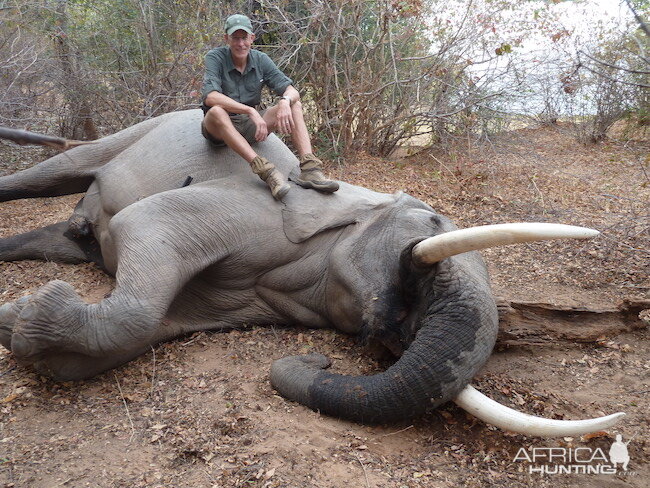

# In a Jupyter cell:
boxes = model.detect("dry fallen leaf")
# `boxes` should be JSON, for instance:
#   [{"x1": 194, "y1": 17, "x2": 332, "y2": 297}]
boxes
[
  {"x1": 439, "y1": 410, "x2": 456, "y2": 424},
  {"x1": 413, "y1": 469, "x2": 432, "y2": 478},
  {"x1": 581, "y1": 431, "x2": 609, "y2": 442},
  {"x1": 1, "y1": 393, "x2": 18, "y2": 403}
]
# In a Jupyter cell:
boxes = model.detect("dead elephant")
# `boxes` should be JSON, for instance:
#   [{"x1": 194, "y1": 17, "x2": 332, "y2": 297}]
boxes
[{"x1": 0, "y1": 110, "x2": 624, "y2": 436}]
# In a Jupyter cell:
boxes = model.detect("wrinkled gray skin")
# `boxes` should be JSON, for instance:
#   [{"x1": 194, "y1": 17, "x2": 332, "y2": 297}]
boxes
[{"x1": 0, "y1": 110, "x2": 498, "y2": 423}]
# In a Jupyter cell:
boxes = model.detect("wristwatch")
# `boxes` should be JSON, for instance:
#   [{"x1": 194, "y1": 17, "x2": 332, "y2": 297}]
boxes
[{"x1": 279, "y1": 95, "x2": 292, "y2": 104}]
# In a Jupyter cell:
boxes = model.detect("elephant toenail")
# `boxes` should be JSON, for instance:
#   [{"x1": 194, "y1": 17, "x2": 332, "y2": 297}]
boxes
[
  {"x1": 18, "y1": 303, "x2": 38, "y2": 321},
  {"x1": 11, "y1": 333, "x2": 34, "y2": 357},
  {"x1": 0, "y1": 303, "x2": 17, "y2": 321}
]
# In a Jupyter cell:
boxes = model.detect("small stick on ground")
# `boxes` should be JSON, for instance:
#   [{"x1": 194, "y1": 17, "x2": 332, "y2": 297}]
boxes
[
  {"x1": 150, "y1": 345, "x2": 156, "y2": 398},
  {"x1": 355, "y1": 452, "x2": 371, "y2": 488},
  {"x1": 429, "y1": 153, "x2": 462, "y2": 184},
  {"x1": 528, "y1": 175, "x2": 547, "y2": 213},
  {"x1": 114, "y1": 372, "x2": 136, "y2": 442},
  {"x1": 380, "y1": 424, "x2": 414, "y2": 437}
]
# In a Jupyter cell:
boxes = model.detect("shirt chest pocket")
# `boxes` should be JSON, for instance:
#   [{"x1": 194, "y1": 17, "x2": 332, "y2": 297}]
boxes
[
  {"x1": 244, "y1": 76, "x2": 263, "y2": 105},
  {"x1": 245, "y1": 76, "x2": 264, "y2": 93}
]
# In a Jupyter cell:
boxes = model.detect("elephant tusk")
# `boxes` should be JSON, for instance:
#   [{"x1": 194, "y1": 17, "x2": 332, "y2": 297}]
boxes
[
  {"x1": 412, "y1": 223, "x2": 599, "y2": 266},
  {"x1": 453, "y1": 384, "x2": 625, "y2": 437}
]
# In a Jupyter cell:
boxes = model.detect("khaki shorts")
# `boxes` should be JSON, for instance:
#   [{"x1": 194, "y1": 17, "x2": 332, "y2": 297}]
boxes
[{"x1": 201, "y1": 108, "x2": 264, "y2": 146}]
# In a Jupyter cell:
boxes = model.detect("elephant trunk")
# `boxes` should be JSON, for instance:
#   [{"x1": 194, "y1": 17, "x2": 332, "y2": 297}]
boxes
[{"x1": 270, "y1": 258, "x2": 498, "y2": 423}]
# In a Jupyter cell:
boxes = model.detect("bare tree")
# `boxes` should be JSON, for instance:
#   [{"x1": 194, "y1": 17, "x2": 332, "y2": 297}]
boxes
[
  {"x1": 0, "y1": 28, "x2": 42, "y2": 126},
  {"x1": 52, "y1": 0, "x2": 98, "y2": 140},
  {"x1": 250, "y1": 0, "x2": 541, "y2": 156}
]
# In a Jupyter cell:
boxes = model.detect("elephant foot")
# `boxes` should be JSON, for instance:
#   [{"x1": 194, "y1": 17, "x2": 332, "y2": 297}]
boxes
[
  {"x1": 0, "y1": 296, "x2": 31, "y2": 351},
  {"x1": 1, "y1": 281, "x2": 152, "y2": 381},
  {"x1": 11, "y1": 280, "x2": 86, "y2": 361}
]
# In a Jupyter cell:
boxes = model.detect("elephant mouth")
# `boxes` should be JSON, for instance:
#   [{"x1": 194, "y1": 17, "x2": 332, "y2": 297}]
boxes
[{"x1": 412, "y1": 222, "x2": 624, "y2": 436}]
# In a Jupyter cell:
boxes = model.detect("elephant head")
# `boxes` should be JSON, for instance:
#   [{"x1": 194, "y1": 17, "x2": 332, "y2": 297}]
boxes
[{"x1": 271, "y1": 222, "x2": 624, "y2": 435}]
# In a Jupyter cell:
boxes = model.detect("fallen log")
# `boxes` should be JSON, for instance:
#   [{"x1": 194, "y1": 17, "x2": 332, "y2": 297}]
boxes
[{"x1": 496, "y1": 298, "x2": 650, "y2": 347}]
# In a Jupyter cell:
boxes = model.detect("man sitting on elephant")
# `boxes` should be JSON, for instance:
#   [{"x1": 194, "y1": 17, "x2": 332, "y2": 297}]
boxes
[{"x1": 201, "y1": 13, "x2": 339, "y2": 200}]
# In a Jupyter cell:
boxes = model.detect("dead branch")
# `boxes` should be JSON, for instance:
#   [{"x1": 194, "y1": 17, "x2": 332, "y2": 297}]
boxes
[
  {"x1": 0, "y1": 126, "x2": 95, "y2": 151},
  {"x1": 624, "y1": 0, "x2": 650, "y2": 38},
  {"x1": 579, "y1": 50, "x2": 650, "y2": 75},
  {"x1": 577, "y1": 54, "x2": 650, "y2": 89}
]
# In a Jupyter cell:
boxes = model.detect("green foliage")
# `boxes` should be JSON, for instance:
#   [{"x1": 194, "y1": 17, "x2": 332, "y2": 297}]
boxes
[{"x1": 495, "y1": 43, "x2": 512, "y2": 56}]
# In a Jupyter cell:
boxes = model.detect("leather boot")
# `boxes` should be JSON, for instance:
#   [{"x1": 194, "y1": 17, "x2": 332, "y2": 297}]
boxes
[
  {"x1": 250, "y1": 156, "x2": 290, "y2": 200},
  {"x1": 295, "y1": 154, "x2": 339, "y2": 193}
]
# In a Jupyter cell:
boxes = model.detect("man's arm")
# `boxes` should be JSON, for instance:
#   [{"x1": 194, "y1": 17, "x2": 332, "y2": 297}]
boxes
[
  {"x1": 204, "y1": 91, "x2": 259, "y2": 117},
  {"x1": 279, "y1": 86, "x2": 300, "y2": 105},
  {"x1": 274, "y1": 85, "x2": 301, "y2": 134}
]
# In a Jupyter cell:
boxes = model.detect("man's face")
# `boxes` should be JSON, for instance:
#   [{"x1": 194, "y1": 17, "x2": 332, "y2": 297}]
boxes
[{"x1": 225, "y1": 30, "x2": 255, "y2": 59}]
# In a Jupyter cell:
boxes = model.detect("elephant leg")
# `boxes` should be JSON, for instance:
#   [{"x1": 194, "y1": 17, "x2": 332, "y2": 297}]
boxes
[
  {"x1": 0, "y1": 189, "x2": 231, "y2": 380},
  {"x1": 0, "y1": 166, "x2": 94, "y2": 202},
  {"x1": 0, "y1": 294, "x2": 148, "y2": 380},
  {"x1": 0, "y1": 115, "x2": 167, "y2": 202},
  {"x1": 0, "y1": 221, "x2": 103, "y2": 266}
]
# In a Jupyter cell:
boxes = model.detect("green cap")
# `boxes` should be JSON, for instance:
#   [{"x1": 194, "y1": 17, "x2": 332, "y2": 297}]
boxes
[{"x1": 225, "y1": 14, "x2": 253, "y2": 36}]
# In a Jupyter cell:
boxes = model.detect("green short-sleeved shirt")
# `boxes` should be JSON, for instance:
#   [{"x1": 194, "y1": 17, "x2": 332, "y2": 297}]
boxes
[{"x1": 201, "y1": 46, "x2": 293, "y2": 107}]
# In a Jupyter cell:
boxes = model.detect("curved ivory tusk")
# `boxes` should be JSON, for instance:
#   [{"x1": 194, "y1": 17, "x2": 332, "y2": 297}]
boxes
[
  {"x1": 453, "y1": 384, "x2": 625, "y2": 437},
  {"x1": 412, "y1": 223, "x2": 599, "y2": 266}
]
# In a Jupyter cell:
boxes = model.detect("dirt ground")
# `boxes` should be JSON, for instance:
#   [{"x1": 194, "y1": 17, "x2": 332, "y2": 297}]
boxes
[{"x1": 0, "y1": 122, "x2": 648, "y2": 487}]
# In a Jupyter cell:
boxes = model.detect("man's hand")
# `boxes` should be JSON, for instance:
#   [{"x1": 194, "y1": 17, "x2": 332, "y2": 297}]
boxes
[
  {"x1": 250, "y1": 110, "x2": 269, "y2": 142},
  {"x1": 275, "y1": 99, "x2": 295, "y2": 135}
]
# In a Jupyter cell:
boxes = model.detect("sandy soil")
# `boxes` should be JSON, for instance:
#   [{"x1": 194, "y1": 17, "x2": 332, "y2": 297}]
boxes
[{"x1": 0, "y1": 123, "x2": 648, "y2": 487}]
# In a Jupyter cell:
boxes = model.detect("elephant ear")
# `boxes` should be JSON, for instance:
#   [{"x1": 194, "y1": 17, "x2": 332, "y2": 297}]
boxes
[{"x1": 281, "y1": 183, "x2": 400, "y2": 243}]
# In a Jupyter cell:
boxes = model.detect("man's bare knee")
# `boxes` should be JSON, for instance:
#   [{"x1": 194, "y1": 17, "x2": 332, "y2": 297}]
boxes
[{"x1": 205, "y1": 106, "x2": 232, "y2": 133}]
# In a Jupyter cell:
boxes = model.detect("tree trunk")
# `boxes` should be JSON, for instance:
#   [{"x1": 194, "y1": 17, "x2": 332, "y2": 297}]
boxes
[{"x1": 54, "y1": 0, "x2": 98, "y2": 140}]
